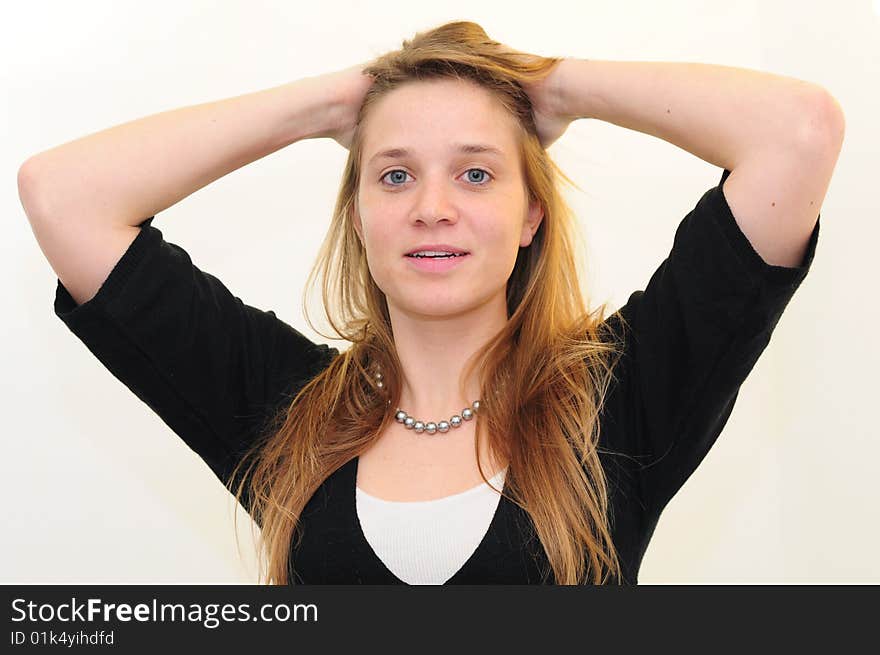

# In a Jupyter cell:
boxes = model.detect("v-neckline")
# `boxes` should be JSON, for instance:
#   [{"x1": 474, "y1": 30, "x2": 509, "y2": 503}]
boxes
[{"x1": 347, "y1": 455, "x2": 509, "y2": 585}]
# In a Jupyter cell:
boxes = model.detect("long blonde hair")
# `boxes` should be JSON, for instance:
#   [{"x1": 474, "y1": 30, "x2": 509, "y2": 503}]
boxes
[{"x1": 230, "y1": 20, "x2": 629, "y2": 585}]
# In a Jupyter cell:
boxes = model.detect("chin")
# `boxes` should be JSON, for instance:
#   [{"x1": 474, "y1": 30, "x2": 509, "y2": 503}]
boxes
[{"x1": 390, "y1": 293, "x2": 477, "y2": 319}]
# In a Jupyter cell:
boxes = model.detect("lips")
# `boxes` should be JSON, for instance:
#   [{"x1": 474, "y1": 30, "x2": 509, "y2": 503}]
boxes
[{"x1": 404, "y1": 251, "x2": 470, "y2": 272}]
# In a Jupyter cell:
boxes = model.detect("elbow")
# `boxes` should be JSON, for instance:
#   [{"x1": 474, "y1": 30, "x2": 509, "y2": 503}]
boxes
[
  {"x1": 18, "y1": 157, "x2": 53, "y2": 223},
  {"x1": 798, "y1": 88, "x2": 846, "y2": 153}
]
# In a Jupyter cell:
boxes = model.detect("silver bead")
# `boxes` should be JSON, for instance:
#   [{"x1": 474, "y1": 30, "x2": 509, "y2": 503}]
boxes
[{"x1": 378, "y1": 363, "x2": 479, "y2": 435}]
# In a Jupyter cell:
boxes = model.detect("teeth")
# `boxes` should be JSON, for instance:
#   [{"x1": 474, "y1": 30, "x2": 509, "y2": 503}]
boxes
[{"x1": 408, "y1": 250, "x2": 465, "y2": 258}]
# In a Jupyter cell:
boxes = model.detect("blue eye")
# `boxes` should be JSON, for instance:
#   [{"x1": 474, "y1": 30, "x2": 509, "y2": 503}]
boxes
[
  {"x1": 379, "y1": 168, "x2": 493, "y2": 187},
  {"x1": 465, "y1": 169, "x2": 490, "y2": 184},
  {"x1": 382, "y1": 170, "x2": 410, "y2": 186}
]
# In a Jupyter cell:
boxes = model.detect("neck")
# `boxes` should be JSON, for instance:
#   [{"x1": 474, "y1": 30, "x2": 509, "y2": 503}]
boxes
[{"x1": 387, "y1": 291, "x2": 507, "y2": 420}]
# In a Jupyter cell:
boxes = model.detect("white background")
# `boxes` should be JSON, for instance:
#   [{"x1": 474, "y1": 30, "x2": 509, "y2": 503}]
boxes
[{"x1": 3, "y1": 0, "x2": 876, "y2": 583}]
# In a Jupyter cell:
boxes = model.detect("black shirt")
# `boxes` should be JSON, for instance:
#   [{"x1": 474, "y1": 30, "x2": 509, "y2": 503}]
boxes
[{"x1": 53, "y1": 168, "x2": 819, "y2": 584}]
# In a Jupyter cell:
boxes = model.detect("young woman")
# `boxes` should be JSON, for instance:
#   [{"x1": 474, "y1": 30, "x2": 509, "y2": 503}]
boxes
[{"x1": 20, "y1": 21, "x2": 841, "y2": 585}]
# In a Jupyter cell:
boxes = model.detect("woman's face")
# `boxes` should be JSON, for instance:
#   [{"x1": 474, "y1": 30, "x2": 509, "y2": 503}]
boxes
[{"x1": 354, "y1": 78, "x2": 543, "y2": 320}]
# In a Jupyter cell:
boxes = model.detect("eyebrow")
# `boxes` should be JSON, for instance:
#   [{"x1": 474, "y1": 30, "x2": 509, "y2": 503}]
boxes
[{"x1": 367, "y1": 143, "x2": 506, "y2": 166}]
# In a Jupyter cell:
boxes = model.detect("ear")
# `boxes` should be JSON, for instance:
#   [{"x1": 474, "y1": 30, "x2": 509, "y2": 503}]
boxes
[{"x1": 519, "y1": 197, "x2": 545, "y2": 247}]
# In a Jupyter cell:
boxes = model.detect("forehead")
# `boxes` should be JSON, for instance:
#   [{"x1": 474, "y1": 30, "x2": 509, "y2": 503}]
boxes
[{"x1": 361, "y1": 78, "x2": 519, "y2": 164}]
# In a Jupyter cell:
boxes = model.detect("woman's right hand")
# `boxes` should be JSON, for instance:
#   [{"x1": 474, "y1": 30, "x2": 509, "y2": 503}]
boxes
[{"x1": 318, "y1": 61, "x2": 376, "y2": 151}]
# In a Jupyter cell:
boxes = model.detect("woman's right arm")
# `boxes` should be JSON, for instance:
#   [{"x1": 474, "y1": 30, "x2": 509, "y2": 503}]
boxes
[
  {"x1": 17, "y1": 64, "x2": 373, "y2": 305},
  {"x1": 19, "y1": 66, "x2": 370, "y2": 226}
]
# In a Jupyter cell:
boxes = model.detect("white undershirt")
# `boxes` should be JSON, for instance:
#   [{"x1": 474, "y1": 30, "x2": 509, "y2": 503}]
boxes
[{"x1": 355, "y1": 467, "x2": 508, "y2": 585}]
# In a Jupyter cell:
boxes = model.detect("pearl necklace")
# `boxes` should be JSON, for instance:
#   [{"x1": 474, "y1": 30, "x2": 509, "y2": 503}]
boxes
[{"x1": 373, "y1": 369, "x2": 481, "y2": 435}]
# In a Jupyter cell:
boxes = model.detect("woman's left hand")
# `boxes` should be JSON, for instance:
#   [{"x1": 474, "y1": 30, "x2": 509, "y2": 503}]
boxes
[{"x1": 513, "y1": 55, "x2": 577, "y2": 149}]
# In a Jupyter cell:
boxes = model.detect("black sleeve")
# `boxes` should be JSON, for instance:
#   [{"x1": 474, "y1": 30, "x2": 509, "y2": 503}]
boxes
[
  {"x1": 53, "y1": 216, "x2": 338, "y2": 498},
  {"x1": 607, "y1": 168, "x2": 819, "y2": 520}
]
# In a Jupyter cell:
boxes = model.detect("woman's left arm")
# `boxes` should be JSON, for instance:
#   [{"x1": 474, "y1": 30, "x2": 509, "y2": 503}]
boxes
[{"x1": 548, "y1": 58, "x2": 845, "y2": 268}]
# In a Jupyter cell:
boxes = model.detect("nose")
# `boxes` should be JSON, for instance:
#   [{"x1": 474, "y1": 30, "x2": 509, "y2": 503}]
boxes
[{"x1": 410, "y1": 175, "x2": 459, "y2": 226}]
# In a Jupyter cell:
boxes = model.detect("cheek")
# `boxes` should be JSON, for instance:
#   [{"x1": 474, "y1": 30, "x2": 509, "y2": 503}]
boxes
[
  {"x1": 470, "y1": 224, "x2": 521, "y2": 284},
  {"x1": 360, "y1": 223, "x2": 396, "y2": 287},
  {"x1": 480, "y1": 216, "x2": 523, "y2": 254},
  {"x1": 361, "y1": 222, "x2": 395, "y2": 259},
  {"x1": 356, "y1": 196, "x2": 392, "y2": 241}
]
